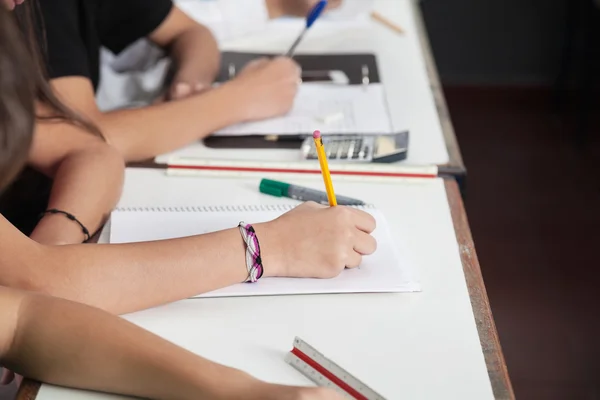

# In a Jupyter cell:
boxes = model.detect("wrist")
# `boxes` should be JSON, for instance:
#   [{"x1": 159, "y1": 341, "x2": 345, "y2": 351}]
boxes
[
  {"x1": 252, "y1": 222, "x2": 286, "y2": 278},
  {"x1": 31, "y1": 214, "x2": 90, "y2": 245},
  {"x1": 215, "y1": 82, "x2": 252, "y2": 123}
]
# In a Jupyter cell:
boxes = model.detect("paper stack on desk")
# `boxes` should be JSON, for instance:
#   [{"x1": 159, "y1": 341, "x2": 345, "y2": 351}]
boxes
[
  {"x1": 110, "y1": 204, "x2": 420, "y2": 297},
  {"x1": 215, "y1": 83, "x2": 394, "y2": 136}
]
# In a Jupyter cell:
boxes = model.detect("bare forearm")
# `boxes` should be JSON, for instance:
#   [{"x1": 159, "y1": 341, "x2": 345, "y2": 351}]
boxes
[
  {"x1": 99, "y1": 85, "x2": 241, "y2": 161},
  {"x1": 170, "y1": 25, "x2": 220, "y2": 87},
  {"x1": 30, "y1": 147, "x2": 124, "y2": 245},
  {"x1": 35, "y1": 227, "x2": 250, "y2": 314},
  {"x1": 1, "y1": 290, "x2": 250, "y2": 400}
]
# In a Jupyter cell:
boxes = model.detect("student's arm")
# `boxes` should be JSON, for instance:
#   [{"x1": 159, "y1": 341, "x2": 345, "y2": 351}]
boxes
[
  {"x1": 0, "y1": 202, "x2": 376, "y2": 315},
  {"x1": 0, "y1": 287, "x2": 341, "y2": 400},
  {"x1": 150, "y1": 7, "x2": 220, "y2": 100},
  {"x1": 26, "y1": 103, "x2": 124, "y2": 245},
  {"x1": 50, "y1": 56, "x2": 299, "y2": 162}
]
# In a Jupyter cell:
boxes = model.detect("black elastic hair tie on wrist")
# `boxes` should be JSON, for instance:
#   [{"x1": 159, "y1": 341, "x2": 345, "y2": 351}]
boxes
[{"x1": 39, "y1": 209, "x2": 91, "y2": 242}]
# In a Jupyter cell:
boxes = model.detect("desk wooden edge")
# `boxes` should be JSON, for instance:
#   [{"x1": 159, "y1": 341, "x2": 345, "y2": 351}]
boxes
[
  {"x1": 412, "y1": 2, "x2": 466, "y2": 174},
  {"x1": 444, "y1": 179, "x2": 515, "y2": 399}
]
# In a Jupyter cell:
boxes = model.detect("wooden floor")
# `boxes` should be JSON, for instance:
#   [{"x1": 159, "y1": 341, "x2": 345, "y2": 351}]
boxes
[{"x1": 445, "y1": 86, "x2": 600, "y2": 399}]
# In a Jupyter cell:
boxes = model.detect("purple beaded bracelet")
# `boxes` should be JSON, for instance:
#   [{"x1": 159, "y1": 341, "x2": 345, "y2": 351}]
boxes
[{"x1": 238, "y1": 222, "x2": 264, "y2": 283}]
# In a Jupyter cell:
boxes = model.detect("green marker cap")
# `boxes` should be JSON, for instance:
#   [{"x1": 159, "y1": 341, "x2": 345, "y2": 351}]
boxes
[{"x1": 259, "y1": 179, "x2": 291, "y2": 197}]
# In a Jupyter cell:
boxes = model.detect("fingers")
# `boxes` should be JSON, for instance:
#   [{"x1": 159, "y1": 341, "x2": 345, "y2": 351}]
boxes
[
  {"x1": 171, "y1": 82, "x2": 192, "y2": 100},
  {"x1": 353, "y1": 230, "x2": 377, "y2": 256},
  {"x1": 345, "y1": 232, "x2": 376, "y2": 268},
  {"x1": 345, "y1": 208, "x2": 376, "y2": 234},
  {"x1": 169, "y1": 81, "x2": 208, "y2": 101},
  {"x1": 345, "y1": 250, "x2": 362, "y2": 269},
  {"x1": 272, "y1": 56, "x2": 301, "y2": 70},
  {"x1": 271, "y1": 57, "x2": 302, "y2": 81}
]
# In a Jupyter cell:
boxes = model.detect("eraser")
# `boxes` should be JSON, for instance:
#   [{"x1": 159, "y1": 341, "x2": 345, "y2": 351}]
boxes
[{"x1": 313, "y1": 130, "x2": 321, "y2": 139}]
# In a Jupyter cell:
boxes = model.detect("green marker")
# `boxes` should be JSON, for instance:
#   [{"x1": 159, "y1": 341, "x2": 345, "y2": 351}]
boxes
[{"x1": 259, "y1": 179, "x2": 365, "y2": 206}]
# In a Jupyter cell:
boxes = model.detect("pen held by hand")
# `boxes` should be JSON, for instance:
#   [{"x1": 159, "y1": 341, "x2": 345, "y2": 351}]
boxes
[
  {"x1": 285, "y1": 29, "x2": 307, "y2": 58},
  {"x1": 284, "y1": 0, "x2": 328, "y2": 58}
]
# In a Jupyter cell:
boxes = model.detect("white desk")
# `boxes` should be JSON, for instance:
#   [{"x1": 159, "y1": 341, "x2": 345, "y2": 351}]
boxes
[
  {"x1": 154, "y1": 0, "x2": 462, "y2": 171},
  {"x1": 29, "y1": 169, "x2": 501, "y2": 399}
]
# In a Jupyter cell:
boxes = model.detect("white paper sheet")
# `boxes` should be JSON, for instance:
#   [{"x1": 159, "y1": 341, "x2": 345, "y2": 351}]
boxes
[
  {"x1": 110, "y1": 205, "x2": 419, "y2": 297},
  {"x1": 215, "y1": 83, "x2": 394, "y2": 136}
]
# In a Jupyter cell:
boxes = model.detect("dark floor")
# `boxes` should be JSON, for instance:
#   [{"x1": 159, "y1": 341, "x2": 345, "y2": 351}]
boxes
[{"x1": 445, "y1": 86, "x2": 600, "y2": 399}]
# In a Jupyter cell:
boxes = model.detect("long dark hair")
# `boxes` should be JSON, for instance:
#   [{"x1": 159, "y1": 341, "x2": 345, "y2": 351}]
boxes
[
  {"x1": 0, "y1": 6, "x2": 36, "y2": 191},
  {"x1": 13, "y1": 0, "x2": 103, "y2": 138}
]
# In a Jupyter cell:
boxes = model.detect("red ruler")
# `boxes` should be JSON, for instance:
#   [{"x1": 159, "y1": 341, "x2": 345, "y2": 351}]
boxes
[{"x1": 285, "y1": 337, "x2": 386, "y2": 400}]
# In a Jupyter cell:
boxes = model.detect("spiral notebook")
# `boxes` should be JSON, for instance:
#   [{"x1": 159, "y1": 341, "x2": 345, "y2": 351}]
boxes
[{"x1": 109, "y1": 205, "x2": 420, "y2": 298}]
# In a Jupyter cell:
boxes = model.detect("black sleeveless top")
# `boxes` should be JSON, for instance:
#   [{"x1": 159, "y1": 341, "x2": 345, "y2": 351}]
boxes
[
  {"x1": 39, "y1": 0, "x2": 173, "y2": 91},
  {"x1": 0, "y1": 168, "x2": 52, "y2": 235}
]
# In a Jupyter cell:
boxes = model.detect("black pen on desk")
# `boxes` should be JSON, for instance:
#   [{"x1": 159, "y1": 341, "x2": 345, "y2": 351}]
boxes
[
  {"x1": 285, "y1": 0, "x2": 328, "y2": 57},
  {"x1": 260, "y1": 178, "x2": 365, "y2": 206}
]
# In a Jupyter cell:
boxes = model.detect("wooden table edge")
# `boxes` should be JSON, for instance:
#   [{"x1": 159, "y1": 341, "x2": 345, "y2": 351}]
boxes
[
  {"x1": 444, "y1": 179, "x2": 515, "y2": 399},
  {"x1": 412, "y1": 1, "x2": 466, "y2": 174}
]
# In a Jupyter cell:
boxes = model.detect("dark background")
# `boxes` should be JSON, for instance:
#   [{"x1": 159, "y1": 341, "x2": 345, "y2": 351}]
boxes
[
  {"x1": 422, "y1": 0, "x2": 600, "y2": 398},
  {"x1": 422, "y1": 0, "x2": 567, "y2": 85}
]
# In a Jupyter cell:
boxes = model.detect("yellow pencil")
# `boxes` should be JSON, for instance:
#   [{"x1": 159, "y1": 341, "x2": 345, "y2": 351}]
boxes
[{"x1": 313, "y1": 130, "x2": 337, "y2": 206}]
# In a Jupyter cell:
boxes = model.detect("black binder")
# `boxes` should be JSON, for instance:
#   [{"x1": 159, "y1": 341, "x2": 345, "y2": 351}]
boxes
[{"x1": 205, "y1": 52, "x2": 384, "y2": 150}]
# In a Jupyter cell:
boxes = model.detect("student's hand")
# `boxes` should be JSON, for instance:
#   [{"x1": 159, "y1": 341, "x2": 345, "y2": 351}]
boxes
[
  {"x1": 225, "y1": 57, "x2": 301, "y2": 122},
  {"x1": 168, "y1": 78, "x2": 211, "y2": 102},
  {"x1": 256, "y1": 202, "x2": 377, "y2": 278},
  {"x1": 265, "y1": 0, "x2": 342, "y2": 18}
]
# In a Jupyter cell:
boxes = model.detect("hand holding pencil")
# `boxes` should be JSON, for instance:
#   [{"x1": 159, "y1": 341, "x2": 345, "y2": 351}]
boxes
[{"x1": 254, "y1": 130, "x2": 375, "y2": 276}]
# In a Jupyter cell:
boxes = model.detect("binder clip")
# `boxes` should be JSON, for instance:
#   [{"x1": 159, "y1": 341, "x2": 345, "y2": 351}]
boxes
[
  {"x1": 362, "y1": 65, "x2": 370, "y2": 88},
  {"x1": 301, "y1": 70, "x2": 349, "y2": 85},
  {"x1": 228, "y1": 63, "x2": 236, "y2": 79}
]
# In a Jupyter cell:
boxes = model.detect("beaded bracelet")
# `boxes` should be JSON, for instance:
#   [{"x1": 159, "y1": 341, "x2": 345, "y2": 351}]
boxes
[
  {"x1": 39, "y1": 209, "x2": 91, "y2": 242},
  {"x1": 238, "y1": 222, "x2": 264, "y2": 283}
]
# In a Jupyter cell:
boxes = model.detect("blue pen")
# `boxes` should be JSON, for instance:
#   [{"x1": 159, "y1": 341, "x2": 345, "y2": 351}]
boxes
[{"x1": 285, "y1": 0, "x2": 328, "y2": 57}]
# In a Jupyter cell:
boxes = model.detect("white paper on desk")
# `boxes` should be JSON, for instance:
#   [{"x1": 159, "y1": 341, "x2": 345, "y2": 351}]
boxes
[
  {"x1": 215, "y1": 83, "x2": 394, "y2": 136},
  {"x1": 110, "y1": 205, "x2": 420, "y2": 297}
]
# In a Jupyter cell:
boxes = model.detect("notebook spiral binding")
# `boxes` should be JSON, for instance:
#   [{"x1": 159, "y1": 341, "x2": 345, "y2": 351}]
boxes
[{"x1": 114, "y1": 204, "x2": 374, "y2": 213}]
